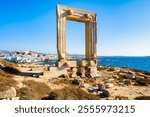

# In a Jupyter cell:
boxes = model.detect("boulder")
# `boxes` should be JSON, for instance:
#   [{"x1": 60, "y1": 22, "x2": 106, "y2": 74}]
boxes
[
  {"x1": 124, "y1": 80, "x2": 131, "y2": 86},
  {"x1": 0, "y1": 62, "x2": 4, "y2": 68},
  {"x1": 97, "y1": 84, "x2": 105, "y2": 91},
  {"x1": 70, "y1": 72, "x2": 77, "y2": 78},
  {"x1": 119, "y1": 72, "x2": 125, "y2": 77},
  {"x1": 112, "y1": 75, "x2": 119, "y2": 79},
  {"x1": 97, "y1": 66, "x2": 105, "y2": 70},
  {"x1": 72, "y1": 78, "x2": 84, "y2": 87},
  {"x1": 123, "y1": 73, "x2": 135, "y2": 79},
  {"x1": 66, "y1": 61, "x2": 77, "y2": 68},
  {"x1": 136, "y1": 76, "x2": 150, "y2": 85},
  {"x1": 107, "y1": 67, "x2": 115, "y2": 71},
  {"x1": 105, "y1": 83, "x2": 114, "y2": 88},
  {"x1": 135, "y1": 76, "x2": 145, "y2": 81},
  {"x1": 11, "y1": 97, "x2": 20, "y2": 100},
  {"x1": 89, "y1": 60, "x2": 96, "y2": 66},
  {"x1": 0, "y1": 87, "x2": 16, "y2": 99},
  {"x1": 70, "y1": 67, "x2": 77, "y2": 78},
  {"x1": 120, "y1": 69, "x2": 129, "y2": 73},
  {"x1": 90, "y1": 73, "x2": 100, "y2": 78},
  {"x1": 101, "y1": 89, "x2": 110, "y2": 97},
  {"x1": 105, "y1": 79, "x2": 114, "y2": 83},
  {"x1": 88, "y1": 87, "x2": 97, "y2": 93},
  {"x1": 81, "y1": 73, "x2": 85, "y2": 78},
  {"x1": 107, "y1": 97, "x2": 114, "y2": 100},
  {"x1": 59, "y1": 73, "x2": 69, "y2": 78}
]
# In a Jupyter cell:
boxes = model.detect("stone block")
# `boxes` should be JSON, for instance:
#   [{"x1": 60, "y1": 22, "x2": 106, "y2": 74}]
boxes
[
  {"x1": 49, "y1": 67, "x2": 58, "y2": 71},
  {"x1": 112, "y1": 75, "x2": 119, "y2": 79},
  {"x1": 72, "y1": 67, "x2": 77, "y2": 72},
  {"x1": 105, "y1": 79, "x2": 115, "y2": 83},
  {"x1": 81, "y1": 73, "x2": 85, "y2": 78},
  {"x1": 89, "y1": 60, "x2": 96, "y2": 66},
  {"x1": 67, "y1": 61, "x2": 77, "y2": 67},
  {"x1": 89, "y1": 67, "x2": 97, "y2": 73},
  {"x1": 57, "y1": 61, "x2": 66, "y2": 69},
  {"x1": 57, "y1": 61, "x2": 76, "y2": 69},
  {"x1": 123, "y1": 73, "x2": 135, "y2": 79},
  {"x1": 44, "y1": 69, "x2": 68, "y2": 78},
  {"x1": 105, "y1": 83, "x2": 114, "y2": 88},
  {"x1": 11, "y1": 97, "x2": 20, "y2": 100},
  {"x1": 57, "y1": 5, "x2": 97, "y2": 67},
  {"x1": 78, "y1": 67, "x2": 85, "y2": 73},
  {"x1": 70, "y1": 72, "x2": 77, "y2": 78},
  {"x1": 78, "y1": 60, "x2": 88, "y2": 67},
  {"x1": 88, "y1": 66, "x2": 97, "y2": 75},
  {"x1": 90, "y1": 73, "x2": 100, "y2": 78}
]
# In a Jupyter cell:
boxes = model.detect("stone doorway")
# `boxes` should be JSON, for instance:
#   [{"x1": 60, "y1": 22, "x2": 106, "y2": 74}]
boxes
[{"x1": 56, "y1": 5, "x2": 98, "y2": 77}]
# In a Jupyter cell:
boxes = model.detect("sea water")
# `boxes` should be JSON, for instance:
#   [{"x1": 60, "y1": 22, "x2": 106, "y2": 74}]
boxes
[
  {"x1": 98, "y1": 56, "x2": 150, "y2": 72},
  {"x1": 45, "y1": 57, "x2": 150, "y2": 72}
]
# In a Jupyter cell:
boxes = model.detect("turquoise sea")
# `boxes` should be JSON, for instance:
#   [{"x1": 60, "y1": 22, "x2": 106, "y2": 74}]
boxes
[
  {"x1": 44, "y1": 56, "x2": 150, "y2": 72},
  {"x1": 98, "y1": 56, "x2": 150, "y2": 72}
]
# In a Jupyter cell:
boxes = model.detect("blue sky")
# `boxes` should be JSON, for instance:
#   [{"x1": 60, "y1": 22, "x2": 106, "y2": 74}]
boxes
[{"x1": 0, "y1": 0, "x2": 150, "y2": 56}]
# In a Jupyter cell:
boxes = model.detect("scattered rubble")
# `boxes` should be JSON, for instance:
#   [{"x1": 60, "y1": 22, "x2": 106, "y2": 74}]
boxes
[{"x1": 0, "y1": 58, "x2": 150, "y2": 100}]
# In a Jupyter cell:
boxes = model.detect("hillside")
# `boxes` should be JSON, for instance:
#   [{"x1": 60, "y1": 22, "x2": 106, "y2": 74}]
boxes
[{"x1": 0, "y1": 59, "x2": 150, "y2": 100}]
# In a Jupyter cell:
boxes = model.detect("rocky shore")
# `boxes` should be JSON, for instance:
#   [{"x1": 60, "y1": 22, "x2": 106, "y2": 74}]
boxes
[{"x1": 0, "y1": 58, "x2": 150, "y2": 100}]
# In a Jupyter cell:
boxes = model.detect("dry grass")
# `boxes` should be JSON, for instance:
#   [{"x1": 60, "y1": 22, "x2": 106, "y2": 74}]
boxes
[
  {"x1": 0, "y1": 59, "x2": 18, "y2": 67},
  {"x1": 0, "y1": 69, "x2": 13, "y2": 78},
  {"x1": 0, "y1": 59, "x2": 20, "y2": 74},
  {"x1": 52, "y1": 78, "x2": 72, "y2": 85},
  {"x1": 134, "y1": 96, "x2": 150, "y2": 100},
  {"x1": 0, "y1": 59, "x2": 20, "y2": 91},
  {"x1": 43, "y1": 85, "x2": 100, "y2": 100},
  {"x1": 17, "y1": 80, "x2": 51, "y2": 100},
  {"x1": 0, "y1": 76, "x2": 18, "y2": 91},
  {"x1": 16, "y1": 86, "x2": 38, "y2": 100}
]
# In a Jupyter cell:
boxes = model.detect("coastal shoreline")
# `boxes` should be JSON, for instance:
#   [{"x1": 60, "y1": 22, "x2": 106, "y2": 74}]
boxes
[{"x1": 0, "y1": 58, "x2": 150, "y2": 100}]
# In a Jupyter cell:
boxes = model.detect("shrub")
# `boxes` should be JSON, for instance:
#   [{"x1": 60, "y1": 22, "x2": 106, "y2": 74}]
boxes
[
  {"x1": 134, "y1": 96, "x2": 150, "y2": 100},
  {"x1": 0, "y1": 59, "x2": 18, "y2": 68},
  {"x1": 0, "y1": 69, "x2": 13, "y2": 78},
  {"x1": 17, "y1": 87, "x2": 38, "y2": 100},
  {"x1": 43, "y1": 86, "x2": 100, "y2": 100},
  {"x1": 17, "y1": 80, "x2": 51, "y2": 100},
  {"x1": 0, "y1": 77, "x2": 18, "y2": 91},
  {"x1": 0, "y1": 59, "x2": 20, "y2": 74}
]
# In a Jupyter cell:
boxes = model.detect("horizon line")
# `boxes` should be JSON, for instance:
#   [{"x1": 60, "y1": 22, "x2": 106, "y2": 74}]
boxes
[{"x1": 0, "y1": 49, "x2": 150, "y2": 57}]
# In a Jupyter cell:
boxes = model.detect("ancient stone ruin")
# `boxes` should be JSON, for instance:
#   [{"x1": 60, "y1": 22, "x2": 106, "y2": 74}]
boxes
[{"x1": 56, "y1": 5, "x2": 98, "y2": 78}]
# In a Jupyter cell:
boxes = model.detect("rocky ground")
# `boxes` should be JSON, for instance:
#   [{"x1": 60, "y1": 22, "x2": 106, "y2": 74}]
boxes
[{"x1": 0, "y1": 59, "x2": 150, "y2": 100}]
